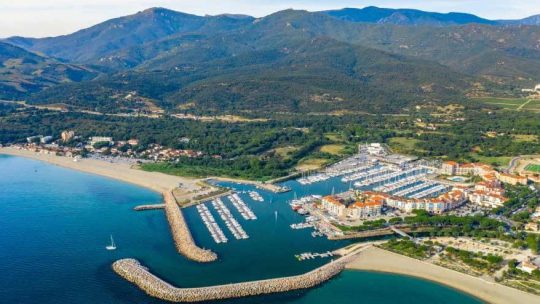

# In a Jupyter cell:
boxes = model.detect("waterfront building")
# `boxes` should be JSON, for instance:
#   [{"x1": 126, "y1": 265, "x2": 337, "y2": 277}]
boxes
[
  {"x1": 348, "y1": 194, "x2": 384, "y2": 219},
  {"x1": 321, "y1": 195, "x2": 347, "y2": 217}
]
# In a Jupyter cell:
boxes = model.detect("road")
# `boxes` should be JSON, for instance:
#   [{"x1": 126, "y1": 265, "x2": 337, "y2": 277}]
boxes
[{"x1": 505, "y1": 156, "x2": 521, "y2": 173}]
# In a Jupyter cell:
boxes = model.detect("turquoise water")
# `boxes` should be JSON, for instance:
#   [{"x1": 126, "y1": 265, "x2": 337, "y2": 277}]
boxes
[{"x1": 0, "y1": 155, "x2": 483, "y2": 303}]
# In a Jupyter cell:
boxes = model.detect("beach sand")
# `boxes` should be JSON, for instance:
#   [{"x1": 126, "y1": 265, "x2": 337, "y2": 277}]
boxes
[
  {"x1": 0, "y1": 147, "x2": 194, "y2": 193},
  {"x1": 347, "y1": 246, "x2": 540, "y2": 304}
]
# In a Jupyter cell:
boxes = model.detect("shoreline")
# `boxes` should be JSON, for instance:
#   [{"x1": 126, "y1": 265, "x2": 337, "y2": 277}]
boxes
[
  {"x1": 0, "y1": 147, "x2": 194, "y2": 193},
  {"x1": 347, "y1": 246, "x2": 540, "y2": 304}
]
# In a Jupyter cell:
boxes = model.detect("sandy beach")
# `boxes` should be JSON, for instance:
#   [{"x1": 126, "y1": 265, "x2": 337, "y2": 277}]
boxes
[
  {"x1": 347, "y1": 246, "x2": 540, "y2": 304},
  {"x1": 0, "y1": 147, "x2": 194, "y2": 193}
]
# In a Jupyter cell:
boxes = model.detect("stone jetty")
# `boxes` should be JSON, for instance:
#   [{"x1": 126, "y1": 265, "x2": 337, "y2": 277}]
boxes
[
  {"x1": 133, "y1": 204, "x2": 165, "y2": 211},
  {"x1": 163, "y1": 191, "x2": 217, "y2": 262},
  {"x1": 112, "y1": 252, "x2": 358, "y2": 302}
]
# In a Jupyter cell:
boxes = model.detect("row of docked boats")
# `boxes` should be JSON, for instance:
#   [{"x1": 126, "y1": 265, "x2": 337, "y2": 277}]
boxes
[
  {"x1": 248, "y1": 191, "x2": 264, "y2": 202},
  {"x1": 290, "y1": 222, "x2": 313, "y2": 229},
  {"x1": 228, "y1": 193, "x2": 257, "y2": 220},
  {"x1": 294, "y1": 251, "x2": 334, "y2": 261},
  {"x1": 211, "y1": 198, "x2": 249, "y2": 240},
  {"x1": 297, "y1": 173, "x2": 330, "y2": 185},
  {"x1": 196, "y1": 204, "x2": 228, "y2": 244}
]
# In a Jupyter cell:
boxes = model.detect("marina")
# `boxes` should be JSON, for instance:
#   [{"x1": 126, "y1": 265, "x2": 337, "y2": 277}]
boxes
[
  {"x1": 228, "y1": 193, "x2": 257, "y2": 220},
  {"x1": 211, "y1": 198, "x2": 249, "y2": 240},
  {"x1": 408, "y1": 184, "x2": 449, "y2": 199},
  {"x1": 0, "y1": 154, "x2": 496, "y2": 304},
  {"x1": 290, "y1": 222, "x2": 313, "y2": 229},
  {"x1": 353, "y1": 167, "x2": 428, "y2": 188},
  {"x1": 196, "y1": 203, "x2": 228, "y2": 244},
  {"x1": 392, "y1": 180, "x2": 439, "y2": 197}
]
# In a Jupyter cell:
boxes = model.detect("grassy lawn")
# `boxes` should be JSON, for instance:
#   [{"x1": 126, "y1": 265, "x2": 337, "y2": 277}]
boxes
[
  {"x1": 525, "y1": 164, "x2": 540, "y2": 173},
  {"x1": 273, "y1": 146, "x2": 299, "y2": 159},
  {"x1": 522, "y1": 99, "x2": 540, "y2": 112},
  {"x1": 473, "y1": 97, "x2": 529, "y2": 111},
  {"x1": 295, "y1": 158, "x2": 329, "y2": 171},
  {"x1": 470, "y1": 154, "x2": 512, "y2": 167},
  {"x1": 512, "y1": 134, "x2": 539, "y2": 142},
  {"x1": 324, "y1": 132, "x2": 342, "y2": 141},
  {"x1": 319, "y1": 144, "x2": 346, "y2": 155},
  {"x1": 389, "y1": 137, "x2": 422, "y2": 153}
]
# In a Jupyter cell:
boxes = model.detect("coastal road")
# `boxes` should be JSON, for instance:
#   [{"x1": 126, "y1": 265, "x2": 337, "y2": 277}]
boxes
[{"x1": 505, "y1": 156, "x2": 521, "y2": 174}]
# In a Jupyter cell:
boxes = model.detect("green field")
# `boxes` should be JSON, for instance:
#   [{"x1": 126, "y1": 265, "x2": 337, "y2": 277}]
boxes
[
  {"x1": 522, "y1": 99, "x2": 540, "y2": 112},
  {"x1": 473, "y1": 97, "x2": 532, "y2": 111},
  {"x1": 525, "y1": 164, "x2": 540, "y2": 173},
  {"x1": 389, "y1": 137, "x2": 423, "y2": 154}
]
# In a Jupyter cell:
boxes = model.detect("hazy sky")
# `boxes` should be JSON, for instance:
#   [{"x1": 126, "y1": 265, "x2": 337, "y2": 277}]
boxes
[{"x1": 1, "y1": 0, "x2": 539, "y2": 38}]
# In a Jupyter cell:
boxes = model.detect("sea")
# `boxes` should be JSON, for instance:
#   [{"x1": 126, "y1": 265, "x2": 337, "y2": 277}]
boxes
[{"x1": 0, "y1": 154, "x2": 483, "y2": 303}]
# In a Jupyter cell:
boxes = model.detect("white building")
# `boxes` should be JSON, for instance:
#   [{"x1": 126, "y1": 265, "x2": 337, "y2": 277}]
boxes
[{"x1": 89, "y1": 136, "x2": 113, "y2": 146}]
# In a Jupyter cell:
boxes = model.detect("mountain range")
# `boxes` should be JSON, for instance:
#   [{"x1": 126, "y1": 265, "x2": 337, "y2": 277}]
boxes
[{"x1": 1, "y1": 6, "x2": 540, "y2": 113}]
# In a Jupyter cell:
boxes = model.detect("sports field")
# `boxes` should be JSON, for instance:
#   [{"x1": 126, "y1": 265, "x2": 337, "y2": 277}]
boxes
[{"x1": 525, "y1": 164, "x2": 540, "y2": 173}]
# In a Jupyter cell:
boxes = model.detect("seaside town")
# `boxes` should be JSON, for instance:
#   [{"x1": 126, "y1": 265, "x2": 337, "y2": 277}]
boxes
[
  {"x1": 13, "y1": 131, "x2": 209, "y2": 163},
  {"x1": 5, "y1": 133, "x2": 540, "y2": 299}
]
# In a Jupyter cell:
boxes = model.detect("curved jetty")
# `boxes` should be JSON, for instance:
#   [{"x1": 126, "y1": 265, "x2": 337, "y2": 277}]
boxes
[
  {"x1": 163, "y1": 191, "x2": 217, "y2": 262},
  {"x1": 112, "y1": 253, "x2": 358, "y2": 302}
]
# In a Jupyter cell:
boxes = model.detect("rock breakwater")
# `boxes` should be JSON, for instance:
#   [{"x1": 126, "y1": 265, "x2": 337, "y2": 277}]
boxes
[
  {"x1": 163, "y1": 191, "x2": 217, "y2": 262},
  {"x1": 112, "y1": 253, "x2": 357, "y2": 302}
]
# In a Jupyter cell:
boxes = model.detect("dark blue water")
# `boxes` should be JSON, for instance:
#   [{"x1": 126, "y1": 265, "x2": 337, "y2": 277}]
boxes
[{"x1": 0, "y1": 155, "x2": 483, "y2": 303}]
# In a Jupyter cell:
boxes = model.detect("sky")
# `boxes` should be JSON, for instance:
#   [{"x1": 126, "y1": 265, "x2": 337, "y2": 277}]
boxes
[{"x1": 1, "y1": 0, "x2": 539, "y2": 38}]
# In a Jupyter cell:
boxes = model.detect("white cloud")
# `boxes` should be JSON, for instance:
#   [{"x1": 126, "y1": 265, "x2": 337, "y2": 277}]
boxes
[{"x1": 0, "y1": 0, "x2": 539, "y2": 38}]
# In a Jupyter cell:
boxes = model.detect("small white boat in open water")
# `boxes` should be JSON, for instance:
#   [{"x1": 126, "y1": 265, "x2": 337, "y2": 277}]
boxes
[{"x1": 106, "y1": 235, "x2": 116, "y2": 250}]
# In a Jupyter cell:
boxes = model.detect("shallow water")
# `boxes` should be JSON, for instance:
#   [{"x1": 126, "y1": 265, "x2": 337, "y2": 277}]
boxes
[{"x1": 0, "y1": 155, "x2": 482, "y2": 303}]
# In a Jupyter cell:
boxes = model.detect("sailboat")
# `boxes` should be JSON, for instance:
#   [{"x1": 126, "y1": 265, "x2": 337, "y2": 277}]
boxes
[{"x1": 106, "y1": 235, "x2": 116, "y2": 251}]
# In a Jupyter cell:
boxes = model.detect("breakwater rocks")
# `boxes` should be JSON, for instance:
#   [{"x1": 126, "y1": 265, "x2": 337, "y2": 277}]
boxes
[
  {"x1": 133, "y1": 204, "x2": 165, "y2": 211},
  {"x1": 112, "y1": 253, "x2": 358, "y2": 302},
  {"x1": 163, "y1": 191, "x2": 217, "y2": 262}
]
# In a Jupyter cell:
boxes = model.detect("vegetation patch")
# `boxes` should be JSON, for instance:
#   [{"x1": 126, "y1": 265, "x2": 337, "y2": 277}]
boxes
[
  {"x1": 389, "y1": 137, "x2": 422, "y2": 154},
  {"x1": 525, "y1": 164, "x2": 540, "y2": 173},
  {"x1": 319, "y1": 144, "x2": 345, "y2": 155},
  {"x1": 512, "y1": 134, "x2": 538, "y2": 142},
  {"x1": 295, "y1": 158, "x2": 329, "y2": 171}
]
